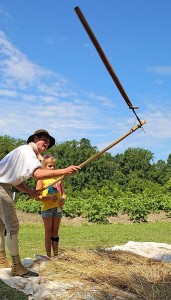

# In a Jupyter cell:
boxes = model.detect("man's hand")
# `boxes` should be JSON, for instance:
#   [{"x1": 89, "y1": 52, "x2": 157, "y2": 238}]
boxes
[
  {"x1": 15, "y1": 183, "x2": 41, "y2": 198},
  {"x1": 29, "y1": 189, "x2": 41, "y2": 198},
  {"x1": 63, "y1": 165, "x2": 81, "y2": 175}
]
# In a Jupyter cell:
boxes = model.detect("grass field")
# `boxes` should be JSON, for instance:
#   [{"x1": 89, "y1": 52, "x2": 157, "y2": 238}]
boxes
[
  {"x1": 1, "y1": 221, "x2": 171, "y2": 299},
  {"x1": 18, "y1": 221, "x2": 171, "y2": 258}
]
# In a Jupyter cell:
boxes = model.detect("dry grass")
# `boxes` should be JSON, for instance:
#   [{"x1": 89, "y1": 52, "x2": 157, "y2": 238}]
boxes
[{"x1": 38, "y1": 249, "x2": 171, "y2": 300}]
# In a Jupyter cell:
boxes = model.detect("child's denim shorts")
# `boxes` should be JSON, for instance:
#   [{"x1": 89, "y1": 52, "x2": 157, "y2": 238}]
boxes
[{"x1": 41, "y1": 207, "x2": 63, "y2": 219}]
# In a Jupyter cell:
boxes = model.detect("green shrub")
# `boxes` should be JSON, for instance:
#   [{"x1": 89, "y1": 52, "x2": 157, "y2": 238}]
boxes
[
  {"x1": 63, "y1": 196, "x2": 83, "y2": 217},
  {"x1": 15, "y1": 190, "x2": 171, "y2": 223},
  {"x1": 15, "y1": 195, "x2": 41, "y2": 214}
]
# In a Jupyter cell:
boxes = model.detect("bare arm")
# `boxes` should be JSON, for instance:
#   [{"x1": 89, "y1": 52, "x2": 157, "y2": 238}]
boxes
[
  {"x1": 59, "y1": 181, "x2": 66, "y2": 207},
  {"x1": 33, "y1": 165, "x2": 81, "y2": 180},
  {"x1": 61, "y1": 181, "x2": 66, "y2": 200},
  {"x1": 35, "y1": 179, "x2": 44, "y2": 201},
  {"x1": 36, "y1": 179, "x2": 43, "y2": 190},
  {"x1": 15, "y1": 182, "x2": 40, "y2": 198}
]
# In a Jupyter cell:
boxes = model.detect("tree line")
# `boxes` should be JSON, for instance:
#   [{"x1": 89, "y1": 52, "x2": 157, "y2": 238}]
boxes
[{"x1": 1, "y1": 134, "x2": 171, "y2": 195}]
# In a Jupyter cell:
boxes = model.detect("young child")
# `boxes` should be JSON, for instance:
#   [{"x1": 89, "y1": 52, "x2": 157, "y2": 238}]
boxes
[{"x1": 36, "y1": 154, "x2": 66, "y2": 259}]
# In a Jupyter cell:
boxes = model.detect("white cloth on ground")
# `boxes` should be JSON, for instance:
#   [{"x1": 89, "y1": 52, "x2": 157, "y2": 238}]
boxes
[
  {"x1": 106, "y1": 241, "x2": 171, "y2": 262},
  {"x1": 1, "y1": 242, "x2": 171, "y2": 299}
]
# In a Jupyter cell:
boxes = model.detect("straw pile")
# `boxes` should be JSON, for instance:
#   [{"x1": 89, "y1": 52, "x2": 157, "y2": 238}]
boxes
[{"x1": 39, "y1": 249, "x2": 171, "y2": 300}]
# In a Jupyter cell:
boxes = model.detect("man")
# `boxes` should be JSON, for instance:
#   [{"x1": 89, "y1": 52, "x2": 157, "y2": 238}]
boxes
[{"x1": 0, "y1": 129, "x2": 80, "y2": 277}]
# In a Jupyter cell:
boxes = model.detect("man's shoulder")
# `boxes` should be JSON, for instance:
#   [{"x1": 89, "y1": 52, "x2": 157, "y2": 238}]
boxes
[
  {"x1": 17, "y1": 144, "x2": 32, "y2": 152},
  {"x1": 14, "y1": 144, "x2": 35, "y2": 159}
]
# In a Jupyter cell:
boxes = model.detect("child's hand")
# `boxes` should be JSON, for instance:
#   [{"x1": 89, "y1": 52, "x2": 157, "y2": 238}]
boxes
[{"x1": 60, "y1": 198, "x2": 65, "y2": 207}]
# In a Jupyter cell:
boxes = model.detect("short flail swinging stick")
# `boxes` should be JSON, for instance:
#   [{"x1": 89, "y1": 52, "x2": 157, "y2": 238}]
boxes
[
  {"x1": 74, "y1": 6, "x2": 142, "y2": 125},
  {"x1": 39, "y1": 7, "x2": 147, "y2": 193},
  {"x1": 40, "y1": 120, "x2": 146, "y2": 192}
]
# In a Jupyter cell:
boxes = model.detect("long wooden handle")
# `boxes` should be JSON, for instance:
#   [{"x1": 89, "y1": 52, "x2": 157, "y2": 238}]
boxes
[
  {"x1": 74, "y1": 6, "x2": 135, "y2": 109},
  {"x1": 40, "y1": 120, "x2": 146, "y2": 192},
  {"x1": 79, "y1": 120, "x2": 146, "y2": 168}
]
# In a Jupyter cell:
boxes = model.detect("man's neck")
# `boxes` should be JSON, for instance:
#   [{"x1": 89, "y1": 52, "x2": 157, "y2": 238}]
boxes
[{"x1": 28, "y1": 142, "x2": 44, "y2": 163}]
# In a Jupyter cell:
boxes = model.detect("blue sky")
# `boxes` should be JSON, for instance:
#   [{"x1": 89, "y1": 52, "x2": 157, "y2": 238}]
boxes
[{"x1": 0, "y1": 0, "x2": 171, "y2": 162}]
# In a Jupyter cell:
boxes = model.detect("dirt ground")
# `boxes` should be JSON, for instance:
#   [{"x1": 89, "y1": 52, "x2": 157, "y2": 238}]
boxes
[{"x1": 16, "y1": 210, "x2": 171, "y2": 225}]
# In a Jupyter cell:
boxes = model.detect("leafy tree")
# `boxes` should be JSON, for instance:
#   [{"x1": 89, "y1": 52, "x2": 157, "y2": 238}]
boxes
[
  {"x1": 0, "y1": 136, "x2": 24, "y2": 159},
  {"x1": 149, "y1": 160, "x2": 171, "y2": 185},
  {"x1": 120, "y1": 148, "x2": 153, "y2": 177},
  {"x1": 167, "y1": 154, "x2": 171, "y2": 167},
  {"x1": 163, "y1": 178, "x2": 171, "y2": 192}
]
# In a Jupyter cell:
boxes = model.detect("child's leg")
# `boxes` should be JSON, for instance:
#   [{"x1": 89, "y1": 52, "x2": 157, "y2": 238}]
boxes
[
  {"x1": 51, "y1": 217, "x2": 61, "y2": 256},
  {"x1": 43, "y1": 217, "x2": 53, "y2": 258}
]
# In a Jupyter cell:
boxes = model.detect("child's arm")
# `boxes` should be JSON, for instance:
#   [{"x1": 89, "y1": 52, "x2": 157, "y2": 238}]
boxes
[
  {"x1": 36, "y1": 179, "x2": 43, "y2": 191},
  {"x1": 60, "y1": 181, "x2": 67, "y2": 206},
  {"x1": 35, "y1": 180, "x2": 44, "y2": 201}
]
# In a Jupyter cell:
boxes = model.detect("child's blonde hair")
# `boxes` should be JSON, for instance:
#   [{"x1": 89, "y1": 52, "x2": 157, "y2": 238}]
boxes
[{"x1": 43, "y1": 154, "x2": 56, "y2": 168}]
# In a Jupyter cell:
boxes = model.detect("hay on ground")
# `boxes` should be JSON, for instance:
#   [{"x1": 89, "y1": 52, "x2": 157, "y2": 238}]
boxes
[{"x1": 39, "y1": 249, "x2": 171, "y2": 300}]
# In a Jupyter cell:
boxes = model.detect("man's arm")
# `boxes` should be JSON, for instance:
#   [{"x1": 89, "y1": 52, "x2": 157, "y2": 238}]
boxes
[
  {"x1": 33, "y1": 165, "x2": 81, "y2": 180},
  {"x1": 15, "y1": 183, "x2": 40, "y2": 198}
]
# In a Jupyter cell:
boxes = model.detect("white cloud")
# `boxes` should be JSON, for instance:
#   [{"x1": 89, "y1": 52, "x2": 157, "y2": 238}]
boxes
[
  {"x1": 85, "y1": 91, "x2": 115, "y2": 107},
  {"x1": 147, "y1": 65, "x2": 171, "y2": 75},
  {"x1": 0, "y1": 89, "x2": 17, "y2": 96},
  {"x1": 0, "y1": 6, "x2": 12, "y2": 20},
  {"x1": 155, "y1": 78, "x2": 163, "y2": 84},
  {"x1": 0, "y1": 31, "x2": 54, "y2": 86},
  {"x1": 45, "y1": 37, "x2": 54, "y2": 45}
]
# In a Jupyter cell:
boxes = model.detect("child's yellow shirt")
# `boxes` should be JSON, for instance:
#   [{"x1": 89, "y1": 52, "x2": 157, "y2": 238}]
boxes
[{"x1": 41, "y1": 178, "x2": 62, "y2": 211}]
